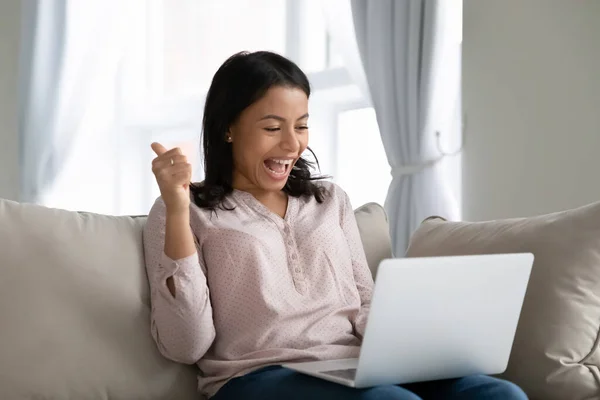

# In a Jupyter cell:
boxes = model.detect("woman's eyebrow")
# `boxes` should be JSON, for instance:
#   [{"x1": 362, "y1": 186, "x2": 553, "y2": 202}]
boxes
[
  {"x1": 259, "y1": 114, "x2": 285, "y2": 122},
  {"x1": 258, "y1": 113, "x2": 309, "y2": 122}
]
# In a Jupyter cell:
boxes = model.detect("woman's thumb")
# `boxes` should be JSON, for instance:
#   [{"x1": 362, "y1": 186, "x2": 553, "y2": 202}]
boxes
[{"x1": 151, "y1": 142, "x2": 168, "y2": 156}]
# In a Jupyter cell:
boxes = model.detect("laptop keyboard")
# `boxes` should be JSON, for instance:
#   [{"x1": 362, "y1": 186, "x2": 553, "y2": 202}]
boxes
[{"x1": 321, "y1": 368, "x2": 357, "y2": 381}]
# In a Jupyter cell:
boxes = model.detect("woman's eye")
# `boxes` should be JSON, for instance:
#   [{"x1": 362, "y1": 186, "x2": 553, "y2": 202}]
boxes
[
  {"x1": 296, "y1": 126, "x2": 309, "y2": 131},
  {"x1": 264, "y1": 127, "x2": 280, "y2": 132}
]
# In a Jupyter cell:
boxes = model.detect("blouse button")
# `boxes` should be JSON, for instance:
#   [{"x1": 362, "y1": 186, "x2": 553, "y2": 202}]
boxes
[{"x1": 291, "y1": 253, "x2": 297, "y2": 260}]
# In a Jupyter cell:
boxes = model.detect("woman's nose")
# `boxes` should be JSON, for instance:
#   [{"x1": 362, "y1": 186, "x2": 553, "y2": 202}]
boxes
[{"x1": 281, "y1": 129, "x2": 300, "y2": 152}]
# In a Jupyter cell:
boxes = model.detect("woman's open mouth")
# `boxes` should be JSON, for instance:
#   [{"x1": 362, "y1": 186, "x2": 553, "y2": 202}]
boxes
[{"x1": 263, "y1": 158, "x2": 293, "y2": 181}]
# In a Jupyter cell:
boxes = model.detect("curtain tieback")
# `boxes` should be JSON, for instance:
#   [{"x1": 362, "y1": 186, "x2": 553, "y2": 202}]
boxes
[{"x1": 390, "y1": 155, "x2": 444, "y2": 178}]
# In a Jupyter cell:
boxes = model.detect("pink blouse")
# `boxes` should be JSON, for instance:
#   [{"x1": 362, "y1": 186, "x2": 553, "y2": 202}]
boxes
[{"x1": 143, "y1": 181, "x2": 374, "y2": 398}]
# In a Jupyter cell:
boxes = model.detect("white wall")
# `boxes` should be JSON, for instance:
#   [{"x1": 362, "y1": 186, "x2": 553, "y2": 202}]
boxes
[
  {"x1": 463, "y1": 0, "x2": 600, "y2": 221},
  {"x1": 0, "y1": 1, "x2": 21, "y2": 201}
]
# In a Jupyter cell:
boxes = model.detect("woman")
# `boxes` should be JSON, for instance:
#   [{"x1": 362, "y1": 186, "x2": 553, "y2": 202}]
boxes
[{"x1": 143, "y1": 51, "x2": 527, "y2": 400}]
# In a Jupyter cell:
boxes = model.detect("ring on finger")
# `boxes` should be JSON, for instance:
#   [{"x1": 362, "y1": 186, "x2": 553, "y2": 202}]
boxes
[{"x1": 170, "y1": 158, "x2": 174, "y2": 166}]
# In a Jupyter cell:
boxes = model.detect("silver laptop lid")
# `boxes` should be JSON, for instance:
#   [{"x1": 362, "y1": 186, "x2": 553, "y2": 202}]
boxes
[{"x1": 355, "y1": 253, "x2": 533, "y2": 388}]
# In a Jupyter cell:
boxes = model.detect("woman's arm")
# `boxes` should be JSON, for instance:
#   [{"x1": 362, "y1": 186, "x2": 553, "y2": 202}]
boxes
[
  {"x1": 338, "y1": 189, "x2": 374, "y2": 340},
  {"x1": 164, "y1": 208, "x2": 197, "y2": 296},
  {"x1": 143, "y1": 198, "x2": 216, "y2": 364}
]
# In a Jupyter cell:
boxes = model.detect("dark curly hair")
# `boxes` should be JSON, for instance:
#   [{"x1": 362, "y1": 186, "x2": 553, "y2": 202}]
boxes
[{"x1": 190, "y1": 51, "x2": 327, "y2": 209}]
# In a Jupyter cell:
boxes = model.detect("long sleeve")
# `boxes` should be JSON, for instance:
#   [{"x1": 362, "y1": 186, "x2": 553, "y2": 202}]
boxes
[
  {"x1": 143, "y1": 198, "x2": 216, "y2": 364},
  {"x1": 339, "y1": 190, "x2": 374, "y2": 340}
]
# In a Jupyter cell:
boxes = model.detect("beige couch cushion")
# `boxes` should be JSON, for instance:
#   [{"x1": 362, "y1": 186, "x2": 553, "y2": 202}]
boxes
[
  {"x1": 354, "y1": 202, "x2": 393, "y2": 277},
  {"x1": 0, "y1": 198, "x2": 390, "y2": 399},
  {"x1": 405, "y1": 202, "x2": 600, "y2": 400},
  {"x1": 0, "y1": 199, "x2": 198, "y2": 400}
]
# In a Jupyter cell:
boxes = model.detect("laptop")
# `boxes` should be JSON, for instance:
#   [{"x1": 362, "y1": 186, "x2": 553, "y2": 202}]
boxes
[{"x1": 282, "y1": 253, "x2": 533, "y2": 388}]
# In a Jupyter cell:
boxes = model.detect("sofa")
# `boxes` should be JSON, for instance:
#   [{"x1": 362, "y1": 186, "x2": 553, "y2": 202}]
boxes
[
  {"x1": 0, "y1": 198, "x2": 392, "y2": 400},
  {"x1": 2, "y1": 196, "x2": 600, "y2": 399}
]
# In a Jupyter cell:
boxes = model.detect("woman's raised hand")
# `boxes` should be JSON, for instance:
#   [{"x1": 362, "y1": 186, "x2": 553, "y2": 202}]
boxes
[{"x1": 151, "y1": 142, "x2": 192, "y2": 214}]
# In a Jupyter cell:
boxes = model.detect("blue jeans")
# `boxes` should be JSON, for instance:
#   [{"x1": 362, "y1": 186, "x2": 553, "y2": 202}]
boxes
[{"x1": 211, "y1": 366, "x2": 527, "y2": 400}]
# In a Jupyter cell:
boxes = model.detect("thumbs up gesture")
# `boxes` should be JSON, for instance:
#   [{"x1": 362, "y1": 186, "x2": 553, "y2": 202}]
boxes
[{"x1": 151, "y1": 142, "x2": 192, "y2": 214}]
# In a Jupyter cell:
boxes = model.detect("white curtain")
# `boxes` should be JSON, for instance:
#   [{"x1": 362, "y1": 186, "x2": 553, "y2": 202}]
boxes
[
  {"x1": 18, "y1": 0, "x2": 67, "y2": 203},
  {"x1": 18, "y1": 0, "x2": 128, "y2": 206},
  {"x1": 350, "y1": 0, "x2": 459, "y2": 254}
]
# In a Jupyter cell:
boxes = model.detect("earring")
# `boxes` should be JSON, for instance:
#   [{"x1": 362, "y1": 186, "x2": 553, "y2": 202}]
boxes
[{"x1": 226, "y1": 135, "x2": 232, "y2": 143}]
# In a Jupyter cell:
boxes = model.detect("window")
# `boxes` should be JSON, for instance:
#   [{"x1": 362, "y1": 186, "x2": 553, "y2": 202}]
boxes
[
  {"x1": 43, "y1": 0, "x2": 462, "y2": 218},
  {"x1": 49, "y1": 0, "x2": 468, "y2": 219},
  {"x1": 336, "y1": 108, "x2": 390, "y2": 207},
  {"x1": 109, "y1": 0, "x2": 387, "y2": 215},
  {"x1": 149, "y1": 0, "x2": 287, "y2": 100}
]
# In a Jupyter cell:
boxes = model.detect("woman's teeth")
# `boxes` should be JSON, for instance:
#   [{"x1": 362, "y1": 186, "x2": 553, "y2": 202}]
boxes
[
  {"x1": 265, "y1": 158, "x2": 292, "y2": 175},
  {"x1": 271, "y1": 159, "x2": 292, "y2": 165}
]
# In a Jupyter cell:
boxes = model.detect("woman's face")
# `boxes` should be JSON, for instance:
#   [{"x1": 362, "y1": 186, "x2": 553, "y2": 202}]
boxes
[{"x1": 229, "y1": 86, "x2": 309, "y2": 194}]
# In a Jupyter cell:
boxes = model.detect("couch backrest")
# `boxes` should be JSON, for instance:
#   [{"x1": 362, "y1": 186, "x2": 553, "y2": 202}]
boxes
[{"x1": 0, "y1": 198, "x2": 390, "y2": 400}]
